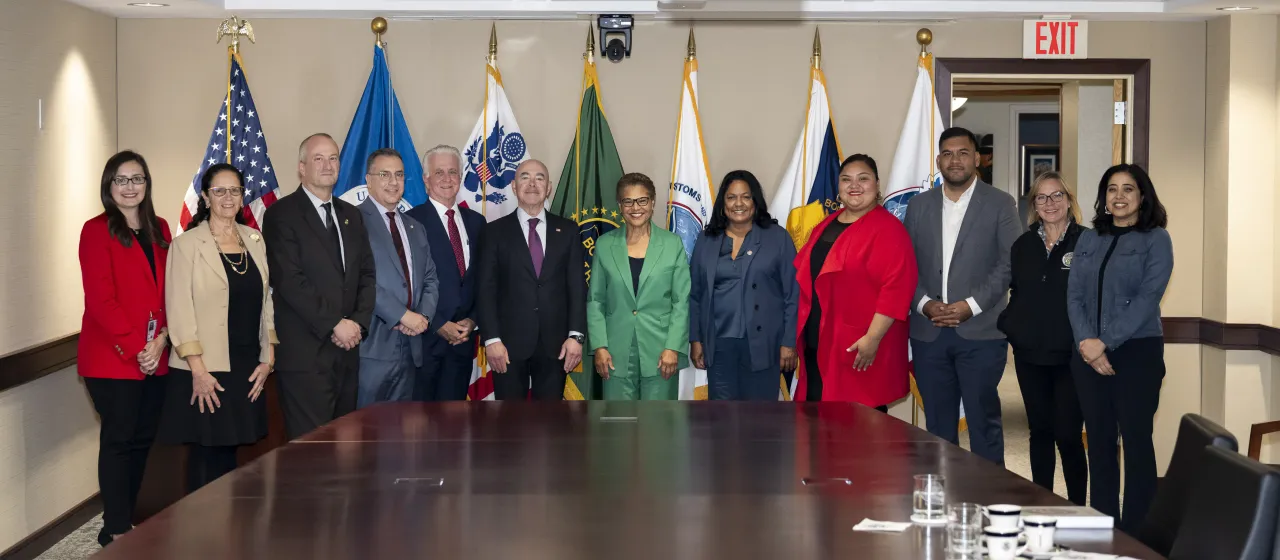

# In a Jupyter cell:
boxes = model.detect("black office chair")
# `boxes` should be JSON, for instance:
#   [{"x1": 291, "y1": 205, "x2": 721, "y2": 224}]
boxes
[
  {"x1": 1168, "y1": 446, "x2": 1280, "y2": 560},
  {"x1": 1137, "y1": 413, "x2": 1238, "y2": 556}
]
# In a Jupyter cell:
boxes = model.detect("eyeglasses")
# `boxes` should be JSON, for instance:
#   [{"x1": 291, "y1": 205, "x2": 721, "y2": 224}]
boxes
[
  {"x1": 1034, "y1": 191, "x2": 1067, "y2": 206},
  {"x1": 620, "y1": 197, "x2": 652, "y2": 208},
  {"x1": 112, "y1": 175, "x2": 146, "y2": 186},
  {"x1": 372, "y1": 171, "x2": 405, "y2": 181},
  {"x1": 209, "y1": 187, "x2": 245, "y2": 198}
]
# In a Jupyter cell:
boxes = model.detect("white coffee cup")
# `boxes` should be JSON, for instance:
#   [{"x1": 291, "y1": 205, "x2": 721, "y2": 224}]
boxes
[
  {"x1": 1023, "y1": 515, "x2": 1058, "y2": 553},
  {"x1": 984, "y1": 526, "x2": 1026, "y2": 560},
  {"x1": 986, "y1": 504, "x2": 1022, "y2": 531}
]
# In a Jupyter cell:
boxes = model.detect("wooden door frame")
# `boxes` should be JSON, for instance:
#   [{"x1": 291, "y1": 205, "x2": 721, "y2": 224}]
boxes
[{"x1": 935, "y1": 58, "x2": 1151, "y2": 170}]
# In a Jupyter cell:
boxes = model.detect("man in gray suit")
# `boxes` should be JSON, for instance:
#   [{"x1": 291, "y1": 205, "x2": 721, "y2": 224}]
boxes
[
  {"x1": 355, "y1": 148, "x2": 439, "y2": 407},
  {"x1": 904, "y1": 127, "x2": 1022, "y2": 465}
]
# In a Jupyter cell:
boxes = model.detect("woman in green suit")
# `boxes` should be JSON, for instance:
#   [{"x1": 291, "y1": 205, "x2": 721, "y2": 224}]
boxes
[{"x1": 588, "y1": 172, "x2": 691, "y2": 400}]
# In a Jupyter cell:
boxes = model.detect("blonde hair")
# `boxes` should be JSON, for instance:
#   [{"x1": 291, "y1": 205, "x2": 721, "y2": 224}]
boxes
[{"x1": 1026, "y1": 171, "x2": 1082, "y2": 226}]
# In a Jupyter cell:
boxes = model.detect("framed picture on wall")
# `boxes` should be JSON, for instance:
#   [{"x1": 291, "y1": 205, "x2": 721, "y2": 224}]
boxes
[
  {"x1": 1021, "y1": 144, "x2": 1059, "y2": 196},
  {"x1": 978, "y1": 133, "x2": 995, "y2": 186}
]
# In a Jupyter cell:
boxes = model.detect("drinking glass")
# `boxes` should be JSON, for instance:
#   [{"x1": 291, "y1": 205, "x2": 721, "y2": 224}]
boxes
[
  {"x1": 946, "y1": 502, "x2": 984, "y2": 557},
  {"x1": 912, "y1": 474, "x2": 947, "y2": 522}
]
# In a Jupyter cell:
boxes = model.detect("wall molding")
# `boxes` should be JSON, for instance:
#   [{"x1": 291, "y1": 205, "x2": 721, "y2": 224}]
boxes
[
  {"x1": 0, "y1": 334, "x2": 79, "y2": 393},
  {"x1": 1163, "y1": 317, "x2": 1280, "y2": 356},
  {"x1": 0, "y1": 493, "x2": 101, "y2": 560}
]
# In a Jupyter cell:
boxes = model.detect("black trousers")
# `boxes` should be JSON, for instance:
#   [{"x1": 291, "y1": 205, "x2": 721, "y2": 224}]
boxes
[
  {"x1": 494, "y1": 353, "x2": 566, "y2": 401},
  {"x1": 84, "y1": 375, "x2": 167, "y2": 535},
  {"x1": 276, "y1": 352, "x2": 359, "y2": 440},
  {"x1": 1013, "y1": 356, "x2": 1088, "y2": 505},
  {"x1": 186, "y1": 444, "x2": 238, "y2": 494},
  {"x1": 1070, "y1": 337, "x2": 1164, "y2": 533},
  {"x1": 417, "y1": 344, "x2": 474, "y2": 401},
  {"x1": 803, "y1": 347, "x2": 887, "y2": 412}
]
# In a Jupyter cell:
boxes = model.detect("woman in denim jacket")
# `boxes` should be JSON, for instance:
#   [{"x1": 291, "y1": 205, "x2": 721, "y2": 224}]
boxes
[{"x1": 1066, "y1": 163, "x2": 1173, "y2": 532}]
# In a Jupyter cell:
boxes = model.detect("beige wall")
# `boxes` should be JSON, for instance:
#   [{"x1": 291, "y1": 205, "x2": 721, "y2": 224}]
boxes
[{"x1": 0, "y1": 0, "x2": 117, "y2": 357}]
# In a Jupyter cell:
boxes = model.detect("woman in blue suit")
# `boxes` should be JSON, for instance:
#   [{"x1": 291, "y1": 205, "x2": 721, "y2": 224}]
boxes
[{"x1": 689, "y1": 170, "x2": 799, "y2": 400}]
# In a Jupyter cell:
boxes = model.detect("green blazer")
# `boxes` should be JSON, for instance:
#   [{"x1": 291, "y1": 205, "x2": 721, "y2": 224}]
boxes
[{"x1": 587, "y1": 224, "x2": 691, "y2": 377}]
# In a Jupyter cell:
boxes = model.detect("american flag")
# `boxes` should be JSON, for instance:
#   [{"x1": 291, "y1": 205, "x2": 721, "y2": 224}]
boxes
[{"x1": 179, "y1": 53, "x2": 281, "y2": 231}]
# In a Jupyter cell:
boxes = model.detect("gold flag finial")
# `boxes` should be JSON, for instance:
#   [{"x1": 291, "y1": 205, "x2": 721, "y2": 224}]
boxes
[
  {"x1": 811, "y1": 27, "x2": 822, "y2": 70},
  {"x1": 372, "y1": 17, "x2": 388, "y2": 48},
  {"x1": 488, "y1": 23, "x2": 498, "y2": 66},
  {"x1": 916, "y1": 28, "x2": 933, "y2": 54},
  {"x1": 585, "y1": 24, "x2": 596, "y2": 63},
  {"x1": 216, "y1": 16, "x2": 255, "y2": 55},
  {"x1": 686, "y1": 28, "x2": 697, "y2": 61}
]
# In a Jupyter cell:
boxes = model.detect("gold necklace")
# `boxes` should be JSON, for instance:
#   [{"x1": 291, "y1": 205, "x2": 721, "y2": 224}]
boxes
[{"x1": 209, "y1": 221, "x2": 249, "y2": 275}]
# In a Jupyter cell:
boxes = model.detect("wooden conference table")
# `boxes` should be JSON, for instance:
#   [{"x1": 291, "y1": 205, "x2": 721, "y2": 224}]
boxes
[{"x1": 93, "y1": 401, "x2": 1162, "y2": 559}]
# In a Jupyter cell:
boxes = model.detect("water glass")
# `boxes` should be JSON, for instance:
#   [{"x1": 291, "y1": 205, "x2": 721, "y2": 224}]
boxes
[
  {"x1": 946, "y1": 503, "x2": 984, "y2": 556},
  {"x1": 912, "y1": 474, "x2": 947, "y2": 522}
]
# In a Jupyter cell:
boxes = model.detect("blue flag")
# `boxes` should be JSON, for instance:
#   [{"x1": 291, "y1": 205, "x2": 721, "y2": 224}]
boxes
[{"x1": 335, "y1": 44, "x2": 424, "y2": 210}]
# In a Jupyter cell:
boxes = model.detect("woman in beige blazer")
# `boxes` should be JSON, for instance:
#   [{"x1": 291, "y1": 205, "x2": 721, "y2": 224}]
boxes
[{"x1": 157, "y1": 163, "x2": 276, "y2": 493}]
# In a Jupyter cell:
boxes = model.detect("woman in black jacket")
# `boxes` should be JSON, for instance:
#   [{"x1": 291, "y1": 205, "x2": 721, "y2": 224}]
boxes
[{"x1": 997, "y1": 171, "x2": 1088, "y2": 505}]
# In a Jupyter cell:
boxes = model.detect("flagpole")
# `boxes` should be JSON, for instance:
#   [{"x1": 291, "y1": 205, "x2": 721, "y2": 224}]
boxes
[
  {"x1": 216, "y1": 16, "x2": 256, "y2": 165},
  {"x1": 910, "y1": 27, "x2": 935, "y2": 428},
  {"x1": 668, "y1": 27, "x2": 695, "y2": 228},
  {"x1": 481, "y1": 23, "x2": 498, "y2": 216},
  {"x1": 575, "y1": 25, "x2": 595, "y2": 221},
  {"x1": 370, "y1": 17, "x2": 396, "y2": 155}
]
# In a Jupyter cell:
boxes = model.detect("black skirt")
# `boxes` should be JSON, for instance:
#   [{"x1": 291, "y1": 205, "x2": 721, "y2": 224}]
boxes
[{"x1": 157, "y1": 343, "x2": 267, "y2": 446}]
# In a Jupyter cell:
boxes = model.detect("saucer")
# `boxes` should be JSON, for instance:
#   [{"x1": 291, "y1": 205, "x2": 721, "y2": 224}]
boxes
[
  {"x1": 1019, "y1": 545, "x2": 1071, "y2": 558},
  {"x1": 909, "y1": 513, "x2": 948, "y2": 525}
]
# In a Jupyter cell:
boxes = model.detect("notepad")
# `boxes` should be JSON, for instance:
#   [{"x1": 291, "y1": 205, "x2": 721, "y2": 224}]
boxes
[
  {"x1": 852, "y1": 519, "x2": 912, "y2": 532},
  {"x1": 1018, "y1": 506, "x2": 1114, "y2": 529}
]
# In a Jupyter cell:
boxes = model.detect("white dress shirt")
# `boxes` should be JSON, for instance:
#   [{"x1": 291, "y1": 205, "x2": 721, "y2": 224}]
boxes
[
  {"x1": 302, "y1": 186, "x2": 345, "y2": 265},
  {"x1": 918, "y1": 177, "x2": 983, "y2": 317},
  {"x1": 370, "y1": 197, "x2": 413, "y2": 287},
  {"x1": 428, "y1": 198, "x2": 471, "y2": 269},
  {"x1": 484, "y1": 206, "x2": 582, "y2": 348}
]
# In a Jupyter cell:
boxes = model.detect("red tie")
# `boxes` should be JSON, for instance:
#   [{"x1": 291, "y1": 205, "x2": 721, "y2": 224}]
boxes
[
  {"x1": 445, "y1": 208, "x2": 466, "y2": 275},
  {"x1": 386, "y1": 211, "x2": 412, "y2": 309}
]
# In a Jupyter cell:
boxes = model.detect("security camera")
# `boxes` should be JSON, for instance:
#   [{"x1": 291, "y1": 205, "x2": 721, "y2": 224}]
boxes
[{"x1": 597, "y1": 14, "x2": 633, "y2": 63}]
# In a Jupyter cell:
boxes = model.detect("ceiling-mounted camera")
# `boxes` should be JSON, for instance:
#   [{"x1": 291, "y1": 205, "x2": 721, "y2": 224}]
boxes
[{"x1": 597, "y1": 14, "x2": 633, "y2": 63}]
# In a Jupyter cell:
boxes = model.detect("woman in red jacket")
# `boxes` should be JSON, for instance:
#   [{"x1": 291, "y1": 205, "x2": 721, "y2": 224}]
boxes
[
  {"x1": 794, "y1": 154, "x2": 918, "y2": 408},
  {"x1": 77, "y1": 150, "x2": 172, "y2": 547}
]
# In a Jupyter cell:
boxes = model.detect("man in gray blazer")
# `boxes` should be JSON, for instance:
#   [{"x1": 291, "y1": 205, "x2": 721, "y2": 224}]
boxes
[
  {"x1": 903, "y1": 127, "x2": 1022, "y2": 465},
  {"x1": 355, "y1": 148, "x2": 439, "y2": 407}
]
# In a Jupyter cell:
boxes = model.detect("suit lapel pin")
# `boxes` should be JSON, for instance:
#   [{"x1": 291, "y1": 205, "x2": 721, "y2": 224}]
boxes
[
  {"x1": 250, "y1": 233, "x2": 260, "y2": 241},
  {"x1": 344, "y1": 219, "x2": 349, "y2": 225},
  {"x1": 747, "y1": 250, "x2": 753, "y2": 256},
  {"x1": 556, "y1": 228, "x2": 562, "y2": 232}
]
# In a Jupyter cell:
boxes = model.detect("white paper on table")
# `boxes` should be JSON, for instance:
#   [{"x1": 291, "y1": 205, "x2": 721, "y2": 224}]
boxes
[{"x1": 852, "y1": 519, "x2": 912, "y2": 532}]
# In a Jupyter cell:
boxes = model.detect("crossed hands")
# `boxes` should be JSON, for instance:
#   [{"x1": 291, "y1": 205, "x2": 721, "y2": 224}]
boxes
[
  {"x1": 330, "y1": 318, "x2": 363, "y2": 350},
  {"x1": 137, "y1": 332, "x2": 168, "y2": 375},
  {"x1": 393, "y1": 311, "x2": 430, "y2": 337},
  {"x1": 1079, "y1": 338, "x2": 1115, "y2": 376},
  {"x1": 435, "y1": 319, "x2": 475, "y2": 346},
  {"x1": 923, "y1": 300, "x2": 974, "y2": 328}
]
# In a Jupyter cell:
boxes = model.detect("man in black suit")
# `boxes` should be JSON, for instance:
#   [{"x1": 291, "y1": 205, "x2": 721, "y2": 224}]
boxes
[
  {"x1": 263, "y1": 133, "x2": 376, "y2": 438},
  {"x1": 405, "y1": 145, "x2": 485, "y2": 401},
  {"x1": 476, "y1": 159, "x2": 585, "y2": 400}
]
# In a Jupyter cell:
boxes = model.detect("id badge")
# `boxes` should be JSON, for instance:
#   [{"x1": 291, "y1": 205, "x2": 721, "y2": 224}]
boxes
[{"x1": 146, "y1": 313, "x2": 158, "y2": 342}]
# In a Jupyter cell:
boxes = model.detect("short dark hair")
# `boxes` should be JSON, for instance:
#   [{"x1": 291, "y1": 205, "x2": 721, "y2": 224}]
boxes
[
  {"x1": 938, "y1": 127, "x2": 979, "y2": 151},
  {"x1": 705, "y1": 170, "x2": 776, "y2": 236},
  {"x1": 616, "y1": 172, "x2": 657, "y2": 201},
  {"x1": 366, "y1": 148, "x2": 403, "y2": 173},
  {"x1": 186, "y1": 163, "x2": 249, "y2": 231},
  {"x1": 1092, "y1": 163, "x2": 1168, "y2": 234}
]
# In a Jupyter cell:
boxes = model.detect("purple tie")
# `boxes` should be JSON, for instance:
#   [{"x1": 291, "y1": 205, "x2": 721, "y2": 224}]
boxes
[{"x1": 528, "y1": 217, "x2": 544, "y2": 277}]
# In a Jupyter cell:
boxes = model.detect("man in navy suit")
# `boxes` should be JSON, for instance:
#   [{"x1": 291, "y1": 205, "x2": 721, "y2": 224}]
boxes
[
  {"x1": 355, "y1": 148, "x2": 439, "y2": 407},
  {"x1": 405, "y1": 145, "x2": 485, "y2": 401}
]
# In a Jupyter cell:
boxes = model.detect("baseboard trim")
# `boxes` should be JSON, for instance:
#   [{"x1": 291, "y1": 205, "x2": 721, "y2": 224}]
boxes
[
  {"x1": 0, "y1": 334, "x2": 79, "y2": 393},
  {"x1": 0, "y1": 493, "x2": 102, "y2": 560}
]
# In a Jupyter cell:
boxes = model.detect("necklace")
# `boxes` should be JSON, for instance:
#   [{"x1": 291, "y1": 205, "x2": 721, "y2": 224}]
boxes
[{"x1": 209, "y1": 221, "x2": 249, "y2": 275}]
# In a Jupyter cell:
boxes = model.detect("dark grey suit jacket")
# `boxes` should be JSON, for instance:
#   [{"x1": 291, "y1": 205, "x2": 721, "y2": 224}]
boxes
[
  {"x1": 356, "y1": 198, "x2": 439, "y2": 368},
  {"x1": 903, "y1": 180, "x2": 1023, "y2": 342}
]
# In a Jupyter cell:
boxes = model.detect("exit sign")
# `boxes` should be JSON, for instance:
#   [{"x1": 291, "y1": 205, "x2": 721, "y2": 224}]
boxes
[{"x1": 1024, "y1": 19, "x2": 1088, "y2": 59}]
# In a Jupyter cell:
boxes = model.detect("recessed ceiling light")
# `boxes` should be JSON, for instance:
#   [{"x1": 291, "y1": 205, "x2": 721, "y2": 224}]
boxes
[
  {"x1": 127, "y1": 2, "x2": 169, "y2": 6},
  {"x1": 1217, "y1": 6, "x2": 1258, "y2": 10}
]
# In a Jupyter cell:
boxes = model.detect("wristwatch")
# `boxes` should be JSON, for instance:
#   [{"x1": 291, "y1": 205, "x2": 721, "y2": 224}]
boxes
[{"x1": 568, "y1": 333, "x2": 585, "y2": 344}]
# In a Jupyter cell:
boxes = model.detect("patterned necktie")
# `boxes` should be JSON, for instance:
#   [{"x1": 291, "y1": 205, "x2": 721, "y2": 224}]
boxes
[
  {"x1": 445, "y1": 208, "x2": 466, "y2": 275},
  {"x1": 528, "y1": 217, "x2": 544, "y2": 277},
  {"x1": 322, "y1": 202, "x2": 344, "y2": 271},
  {"x1": 386, "y1": 211, "x2": 412, "y2": 309}
]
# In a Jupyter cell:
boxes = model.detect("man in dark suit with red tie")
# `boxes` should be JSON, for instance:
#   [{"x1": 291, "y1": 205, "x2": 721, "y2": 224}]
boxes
[
  {"x1": 263, "y1": 133, "x2": 377, "y2": 438},
  {"x1": 405, "y1": 145, "x2": 485, "y2": 401},
  {"x1": 475, "y1": 159, "x2": 586, "y2": 400}
]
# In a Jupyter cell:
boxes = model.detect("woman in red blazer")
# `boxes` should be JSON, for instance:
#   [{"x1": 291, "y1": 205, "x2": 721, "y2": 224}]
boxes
[
  {"x1": 794, "y1": 154, "x2": 918, "y2": 408},
  {"x1": 77, "y1": 150, "x2": 172, "y2": 547}
]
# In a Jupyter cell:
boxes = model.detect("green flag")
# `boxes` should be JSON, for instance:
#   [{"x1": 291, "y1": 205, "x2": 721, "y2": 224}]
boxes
[{"x1": 552, "y1": 57, "x2": 623, "y2": 400}]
